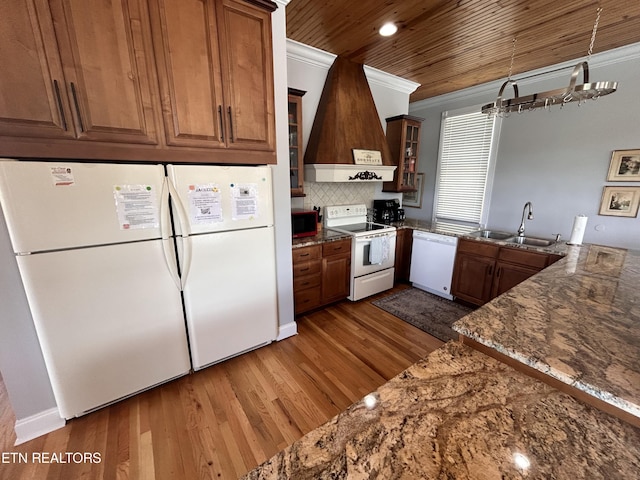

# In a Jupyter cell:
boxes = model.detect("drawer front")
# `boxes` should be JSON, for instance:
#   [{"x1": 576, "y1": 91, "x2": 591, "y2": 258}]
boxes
[
  {"x1": 292, "y1": 245, "x2": 322, "y2": 264},
  {"x1": 457, "y1": 238, "x2": 499, "y2": 258},
  {"x1": 322, "y1": 239, "x2": 351, "y2": 257},
  {"x1": 293, "y1": 259, "x2": 322, "y2": 278},
  {"x1": 498, "y1": 246, "x2": 548, "y2": 269},
  {"x1": 294, "y1": 287, "x2": 322, "y2": 314},
  {"x1": 294, "y1": 272, "x2": 321, "y2": 291}
]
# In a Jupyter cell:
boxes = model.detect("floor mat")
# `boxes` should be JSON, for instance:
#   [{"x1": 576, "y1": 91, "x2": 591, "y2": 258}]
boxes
[{"x1": 372, "y1": 288, "x2": 474, "y2": 342}]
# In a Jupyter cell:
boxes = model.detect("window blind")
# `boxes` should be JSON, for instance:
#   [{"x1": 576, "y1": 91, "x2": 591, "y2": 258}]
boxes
[{"x1": 435, "y1": 111, "x2": 496, "y2": 225}]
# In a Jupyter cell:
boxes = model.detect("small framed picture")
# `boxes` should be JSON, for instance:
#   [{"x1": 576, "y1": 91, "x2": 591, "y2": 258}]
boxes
[
  {"x1": 598, "y1": 186, "x2": 640, "y2": 217},
  {"x1": 403, "y1": 173, "x2": 424, "y2": 208},
  {"x1": 606, "y1": 149, "x2": 640, "y2": 181},
  {"x1": 351, "y1": 149, "x2": 383, "y2": 166}
]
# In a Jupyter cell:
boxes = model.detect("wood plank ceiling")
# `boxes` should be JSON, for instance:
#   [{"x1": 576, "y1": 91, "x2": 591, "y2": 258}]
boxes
[{"x1": 285, "y1": 0, "x2": 640, "y2": 102}]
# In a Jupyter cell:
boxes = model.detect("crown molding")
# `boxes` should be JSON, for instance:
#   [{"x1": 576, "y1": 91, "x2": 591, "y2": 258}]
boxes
[
  {"x1": 363, "y1": 65, "x2": 420, "y2": 94},
  {"x1": 273, "y1": 0, "x2": 289, "y2": 8},
  {"x1": 286, "y1": 39, "x2": 420, "y2": 94},
  {"x1": 287, "y1": 39, "x2": 336, "y2": 69},
  {"x1": 411, "y1": 42, "x2": 640, "y2": 110}
]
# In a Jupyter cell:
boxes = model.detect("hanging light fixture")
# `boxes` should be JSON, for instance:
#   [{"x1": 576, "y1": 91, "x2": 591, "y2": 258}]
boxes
[{"x1": 482, "y1": 8, "x2": 617, "y2": 116}]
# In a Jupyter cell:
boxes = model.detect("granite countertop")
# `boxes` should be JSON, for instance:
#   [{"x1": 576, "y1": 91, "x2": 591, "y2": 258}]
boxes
[
  {"x1": 454, "y1": 243, "x2": 640, "y2": 420},
  {"x1": 293, "y1": 218, "x2": 568, "y2": 255},
  {"x1": 292, "y1": 228, "x2": 351, "y2": 248},
  {"x1": 396, "y1": 218, "x2": 570, "y2": 255},
  {"x1": 244, "y1": 342, "x2": 640, "y2": 479}
]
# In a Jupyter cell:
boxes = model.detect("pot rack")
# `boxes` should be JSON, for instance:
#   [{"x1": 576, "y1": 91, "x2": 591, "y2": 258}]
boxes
[{"x1": 482, "y1": 7, "x2": 617, "y2": 116}]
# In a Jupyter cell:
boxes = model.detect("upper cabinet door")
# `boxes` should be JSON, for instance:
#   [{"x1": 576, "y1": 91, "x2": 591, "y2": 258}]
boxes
[
  {"x1": 49, "y1": 0, "x2": 159, "y2": 144},
  {"x1": 216, "y1": 0, "x2": 275, "y2": 151},
  {"x1": 147, "y1": 0, "x2": 226, "y2": 148},
  {"x1": 0, "y1": 0, "x2": 75, "y2": 139}
]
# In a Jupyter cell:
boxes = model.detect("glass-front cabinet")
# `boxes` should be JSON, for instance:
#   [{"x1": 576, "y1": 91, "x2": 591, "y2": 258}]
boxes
[
  {"x1": 383, "y1": 114, "x2": 424, "y2": 192},
  {"x1": 288, "y1": 88, "x2": 306, "y2": 197}
]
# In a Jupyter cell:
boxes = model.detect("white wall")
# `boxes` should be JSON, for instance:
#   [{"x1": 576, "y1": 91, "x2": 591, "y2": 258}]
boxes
[
  {"x1": 271, "y1": 0, "x2": 296, "y2": 338},
  {"x1": 286, "y1": 40, "x2": 418, "y2": 211},
  {"x1": 410, "y1": 43, "x2": 640, "y2": 249}
]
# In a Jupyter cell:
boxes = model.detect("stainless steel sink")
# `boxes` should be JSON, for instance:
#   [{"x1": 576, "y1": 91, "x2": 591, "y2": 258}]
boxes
[
  {"x1": 506, "y1": 236, "x2": 555, "y2": 247},
  {"x1": 469, "y1": 229, "x2": 514, "y2": 240}
]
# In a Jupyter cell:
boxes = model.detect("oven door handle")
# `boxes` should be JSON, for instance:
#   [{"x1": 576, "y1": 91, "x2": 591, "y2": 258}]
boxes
[{"x1": 355, "y1": 232, "x2": 396, "y2": 242}]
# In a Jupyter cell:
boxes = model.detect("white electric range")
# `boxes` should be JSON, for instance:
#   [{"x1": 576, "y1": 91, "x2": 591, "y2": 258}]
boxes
[{"x1": 324, "y1": 204, "x2": 396, "y2": 301}]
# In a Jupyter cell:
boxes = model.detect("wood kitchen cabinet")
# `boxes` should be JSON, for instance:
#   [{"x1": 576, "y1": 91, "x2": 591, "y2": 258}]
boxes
[
  {"x1": 0, "y1": 0, "x2": 277, "y2": 164},
  {"x1": 452, "y1": 240, "x2": 498, "y2": 305},
  {"x1": 383, "y1": 115, "x2": 424, "y2": 193},
  {"x1": 394, "y1": 228, "x2": 413, "y2": 282},
  {"x1": 452, "y1": 238, "x2": 561, "y2": 306},
  {"x1": 292, "y1": 238, "x2": 351, "y2": 315},
  {"x1": 321, "y1": 239, "x2": 351, "y2": 304},
  {"x1": 491, "y1": 247, "x2": 549, "y2": 298},
  {"x1": 293, "y1": 245, "x2": 322, "y2": 315},
  {"x1": 491, "y1": 261, "x2": 540, "y2": 298},
  {"x1": 288, "y1": 88, "x2": 305, "y2": 197},
  {"x1": 0, "y1": 0, "x2": 158, "y2": 144},
  {"x1": 148, "y1": 0, "x2": 276, "y2": 153}
]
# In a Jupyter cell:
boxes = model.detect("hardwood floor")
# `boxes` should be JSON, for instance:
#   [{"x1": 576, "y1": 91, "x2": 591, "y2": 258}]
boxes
[{"x1": 0, "y1": 286, "x2": 442, "y2": 480}]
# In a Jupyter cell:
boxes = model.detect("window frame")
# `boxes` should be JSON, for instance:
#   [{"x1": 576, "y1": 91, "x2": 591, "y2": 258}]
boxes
[{"x1": 432, "y1": 104, "x2": 502, "y2": 228}]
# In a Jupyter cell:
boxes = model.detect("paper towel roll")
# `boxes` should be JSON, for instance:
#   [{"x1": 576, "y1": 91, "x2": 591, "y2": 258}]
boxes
[{"x1": 568, "y1": 215, "x2": 588, "y2": 245}]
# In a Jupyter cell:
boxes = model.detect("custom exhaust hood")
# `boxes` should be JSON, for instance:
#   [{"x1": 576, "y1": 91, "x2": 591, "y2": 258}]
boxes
[{"x1": 303, "y1": 56, "x2": 396, "y2": 182}]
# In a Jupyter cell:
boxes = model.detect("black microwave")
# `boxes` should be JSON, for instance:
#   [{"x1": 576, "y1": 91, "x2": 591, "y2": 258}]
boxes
[{"x1": 291, "y1": 210, "x2": 318, "y2": 238}]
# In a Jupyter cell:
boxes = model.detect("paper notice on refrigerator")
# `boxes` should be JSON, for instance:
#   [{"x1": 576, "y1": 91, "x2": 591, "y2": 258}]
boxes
[
  {"x1": 50, "y1": 166, "x2": 75, "y2": 186},
  {"x1": 231, "y1": 183, "x2": 259, "y2": 220},
  {"x1": 188, "y1": 184, "x2": 223, "y2": 224},
  {"x1": 113, "y1": 185, "x2": 159, "y2": 230}
]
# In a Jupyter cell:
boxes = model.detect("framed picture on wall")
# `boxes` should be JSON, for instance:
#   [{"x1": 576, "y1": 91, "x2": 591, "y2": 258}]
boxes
[
  {"x1": 403, "y1": 173, "x2": 424, "y2": 208},
  {"x1": 598, "y1": 186, "x2": 640, "y2": 217},
  {"x1": 607, "y1": 149, "x2": 640, "y2": 181}
]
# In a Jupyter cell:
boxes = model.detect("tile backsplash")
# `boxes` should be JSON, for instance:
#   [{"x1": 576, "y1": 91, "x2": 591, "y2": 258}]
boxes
[{"x1": 300, "y1": 182, "x2": 377, "y2": 210}]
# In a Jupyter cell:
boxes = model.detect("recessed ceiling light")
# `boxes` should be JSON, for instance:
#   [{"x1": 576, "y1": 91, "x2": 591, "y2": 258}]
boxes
[{"x1": 379, "y1": 22, "x2": 398, "y2": 37}]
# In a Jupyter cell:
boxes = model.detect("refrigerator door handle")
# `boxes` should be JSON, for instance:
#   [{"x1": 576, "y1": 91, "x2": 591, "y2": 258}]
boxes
[
  {"x1": 159, "y1": 177, "x2": 172, "y2": 240},
  {"x1": 166, "y1": 176, "x2": 192, "y2": 289},
  {"x1": 160, "y1": 178, "x2": 182, "y2": 290}
]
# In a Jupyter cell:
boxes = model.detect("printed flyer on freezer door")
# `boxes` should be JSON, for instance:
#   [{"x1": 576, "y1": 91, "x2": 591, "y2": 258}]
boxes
[
  {"x1": 231, "y1": 183, "x2": 258, "y2": 220},
  {"x1": 188, "y1": 184, "x2": 223, "y2": 224},
  {"x1": 113, "y1": 185, "x2": 159, "y2": 230}
]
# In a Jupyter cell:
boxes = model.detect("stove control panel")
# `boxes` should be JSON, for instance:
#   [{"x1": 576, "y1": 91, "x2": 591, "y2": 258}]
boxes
[{"x1": 325, "y1": 204, "x2": 368, "y2": 220}]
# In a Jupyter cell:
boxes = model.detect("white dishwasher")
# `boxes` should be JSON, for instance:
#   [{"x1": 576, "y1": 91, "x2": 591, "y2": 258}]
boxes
[{"x1": 410, "y1": 231, "x2": 458, "y2": 300}]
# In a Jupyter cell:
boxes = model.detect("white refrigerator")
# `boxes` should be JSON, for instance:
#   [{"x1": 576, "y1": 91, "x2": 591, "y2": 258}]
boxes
[
  {"x1": 0, "y1": 160, "x2": 278, "y2": 419},
  {"x1": 166, "y1": 164, "x2": 277, "y2": 370}
]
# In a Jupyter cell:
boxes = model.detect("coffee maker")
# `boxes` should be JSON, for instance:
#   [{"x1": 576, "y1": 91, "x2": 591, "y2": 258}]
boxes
[{"x1": 373, "y1": 199, "x2": 405, "y2": 224}]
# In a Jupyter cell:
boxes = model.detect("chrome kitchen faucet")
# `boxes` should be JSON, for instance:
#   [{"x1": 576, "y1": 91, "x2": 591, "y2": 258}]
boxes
[{"x1": 517, "y1": 202, "x2": 534, "y2": 237}]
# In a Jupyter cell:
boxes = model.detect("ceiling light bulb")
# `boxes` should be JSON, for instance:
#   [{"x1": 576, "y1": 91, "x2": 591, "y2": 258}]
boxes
[{"x1": 379, "y1": 22, "x2": 397, "y2": 37}]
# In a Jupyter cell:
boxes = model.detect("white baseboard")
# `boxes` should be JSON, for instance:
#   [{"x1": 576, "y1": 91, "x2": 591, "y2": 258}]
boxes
[
  {"x1": 276, "y1": 321, "x2": 297, "y2": 341},
  {"x1": 14, "y1": 407, "x2": 65, "y2": 445}
]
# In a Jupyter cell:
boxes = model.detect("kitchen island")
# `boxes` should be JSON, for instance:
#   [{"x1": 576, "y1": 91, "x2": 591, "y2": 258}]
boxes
[
  {"x1": 244, "y1": 342, "x2": 640, "y2": 479},
  {"x1": 245, "y1": 242, "x2": 640, "y2": 478},
  {"x1": 454, "y1": 243, "x2": 640, "y2": 425}
]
